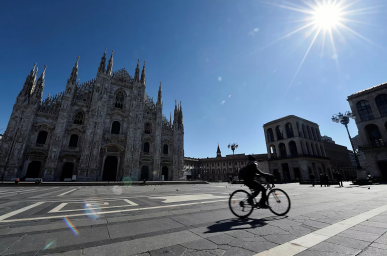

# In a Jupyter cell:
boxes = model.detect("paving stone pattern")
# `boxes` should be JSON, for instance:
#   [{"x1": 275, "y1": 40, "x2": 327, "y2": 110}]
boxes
[{"x1": 0, "y1": 183, "x2": 386, "y2": 255}]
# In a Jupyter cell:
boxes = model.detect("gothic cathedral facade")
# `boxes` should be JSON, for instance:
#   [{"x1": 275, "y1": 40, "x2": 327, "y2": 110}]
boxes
[{"x1": 0, "y1": 49, "x2": 184, "y2": 181}]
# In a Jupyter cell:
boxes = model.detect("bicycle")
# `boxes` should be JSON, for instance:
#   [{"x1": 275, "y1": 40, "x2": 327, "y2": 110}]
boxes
[{"x1": 229, "y1": 177, "x2": 291, "y2": 218}]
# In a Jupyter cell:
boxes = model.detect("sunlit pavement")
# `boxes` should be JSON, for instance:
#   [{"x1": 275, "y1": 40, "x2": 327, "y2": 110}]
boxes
[{"x1": 0, "y1": 182, "x2": 386, "y2": 256}]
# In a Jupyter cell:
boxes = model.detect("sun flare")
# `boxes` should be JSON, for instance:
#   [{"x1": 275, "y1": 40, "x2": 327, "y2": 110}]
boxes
[
  {"x1": 313, "y1": 3, "x2": 342, "y2": 30},
  {"x1": 259, "y1": 0, "x2": 379, "y2": 90}
]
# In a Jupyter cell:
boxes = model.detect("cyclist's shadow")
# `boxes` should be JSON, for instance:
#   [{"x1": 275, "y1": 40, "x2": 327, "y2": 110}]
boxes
[{"x1": 204, "y1": 216, "x2": 286, "y2": 234}]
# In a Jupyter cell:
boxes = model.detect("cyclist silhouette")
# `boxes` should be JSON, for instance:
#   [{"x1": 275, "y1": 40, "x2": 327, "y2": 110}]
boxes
[{"x1": 242, "y1": 155, "x2": 273, "y2": 208}]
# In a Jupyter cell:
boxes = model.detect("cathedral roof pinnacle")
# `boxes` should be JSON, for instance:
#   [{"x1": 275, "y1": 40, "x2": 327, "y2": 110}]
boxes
[
  {"x1": 69, "y1": 56, "x2": 79, "y2": 84},
  {"x1": 134, "y1": 59, "x2": 140, "y2": 81},
  {"x1": 141, "y1": 61, "x2": 146, "y2": 83},
  {"x1": 107, "y1": 50, "x2": 114, "y2": 75},
  {"x1": 98, "y1": 48, "x2": 107, "y2": 73}
]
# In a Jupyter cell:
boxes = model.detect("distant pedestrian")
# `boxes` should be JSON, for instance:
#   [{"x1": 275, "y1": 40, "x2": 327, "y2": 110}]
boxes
[
  {"x1": 324, "y1": 173, "x2": 330, "y2": 187},
  {"x1": 319, "y1": 173, "x2": 324, "y2": 187},
  {"x1": 310, "y1": 173, "x2": 315, "y2": 187},
  {"x1": 337, "y1": 171, "x2": 343, "y2": 187}
]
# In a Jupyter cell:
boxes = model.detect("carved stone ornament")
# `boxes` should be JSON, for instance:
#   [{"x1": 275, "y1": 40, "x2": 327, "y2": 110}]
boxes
[
  {"x1": 52, "y1": 135, "x2": 61, "y2": 147},
  {"x1": 107, "y1": 145, "x2": 121, "y2": 152},
  {"x1": 35, "y1": 123, "x2": 55, "y2": 132}
]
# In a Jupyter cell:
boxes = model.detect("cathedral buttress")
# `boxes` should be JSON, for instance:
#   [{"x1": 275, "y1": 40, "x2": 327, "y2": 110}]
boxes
[
  {"x1": 0, "y1": 64, "x2": 42, "y2": 178},
  {"x1": 153, "y1": 82, "x2": 163, "y2": 180},
  {"x1": 44, "y1": 57, "x2": 79, "y2": 180},
  {"x1": 78, "y1": 51, "x2": 113, "y2": 180}
]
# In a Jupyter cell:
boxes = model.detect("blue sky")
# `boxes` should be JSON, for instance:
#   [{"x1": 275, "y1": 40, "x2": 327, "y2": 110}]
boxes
[{"x1": 0, "y1": 0, "x2": 386, "y2": 158}]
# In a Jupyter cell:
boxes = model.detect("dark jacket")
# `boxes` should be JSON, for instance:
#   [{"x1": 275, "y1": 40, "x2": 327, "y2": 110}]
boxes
[{"x1": 243, "y1": 162, "x2": 268, "y2": 182}]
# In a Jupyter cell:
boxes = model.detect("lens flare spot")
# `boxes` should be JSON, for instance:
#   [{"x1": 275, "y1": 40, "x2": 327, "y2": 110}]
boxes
[
  {"x1": 228, "y1": 95, "x2": 231, "y2": 98},
  {"x1": 63, "y1": 217, "x2": 79, "y2": 236},
  {"x1": 122, "y1": 176, "x2": 133, "y2": 187},
  {"x1": 220, "y1": 100, "x2": 226, "y2": 105},
  {"x1": 42, "y1": 240, "x2": 57, "y2": 251},
  {"x1": 112, "y1": 185, "x2": 122, "y2": 195},
  {"x1": 218, "y1": 77, "x2": 222, "y2": 81},
  {"x1": 83, "y1": 200, "x2": 101, "y2": 220},
  {"x1": 332, "y1": 53, "x2": 338, "y2": 59},
  {"x1": 254, "y1": 28, "x2": 259, "y2": 32}
]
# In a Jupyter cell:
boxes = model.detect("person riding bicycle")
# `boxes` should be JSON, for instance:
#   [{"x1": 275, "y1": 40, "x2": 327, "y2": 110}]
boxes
[{"x1": 242, "y1": 155, "x2": 273, "y2": 208}]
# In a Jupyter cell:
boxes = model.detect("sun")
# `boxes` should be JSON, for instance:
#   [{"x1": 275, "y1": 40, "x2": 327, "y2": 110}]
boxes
[{"x1": 313, "y1": 3, "x2": 342, "y2": 30}]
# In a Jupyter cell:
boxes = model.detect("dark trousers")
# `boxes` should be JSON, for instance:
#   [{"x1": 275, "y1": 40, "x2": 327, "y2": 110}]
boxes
[
  {"x1": 244, "y1": 180, "x2": 266, "y2": 203},
  {"x1": 311, "y1": 178, "x2": 315, "y2": 187},
  {"x1": 338, "y1": 179, "x2": 343, "y2": 187}
]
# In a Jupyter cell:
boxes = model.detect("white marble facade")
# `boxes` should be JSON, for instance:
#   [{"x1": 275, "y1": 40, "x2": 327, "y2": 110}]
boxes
[{"x1": 0, "y1": 49, "x2": 184, "y2": 181}]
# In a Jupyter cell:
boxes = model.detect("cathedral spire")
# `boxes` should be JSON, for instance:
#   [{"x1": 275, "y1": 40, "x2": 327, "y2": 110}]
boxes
[
  {"x1": 107, "y1": 50, "x2": 113, "y2": 75},
  {"x1": 157, "y1": 82, "x2": 162, "y2": 103},
  {"x1": 21, "y1": 63, "x2": 37, "y2": 94},
  {"x1": 134, "y1": 59, "x2": 140, "y2": 82},
  {"x1": 98, "y1": 48, "x2": 107, "y2": 73},
  {"x1": 34, "y1": 65, "x2": 46, "y2": 100},
  {"x1": 69, "y1": 56, "x2": 79, "y2": 84},
  {"x1": 216, "y1": 144, "x2": 222, "y2": 157},
  {"x1": 140, "y1": 61, "x2": 146, "y2": 84}
]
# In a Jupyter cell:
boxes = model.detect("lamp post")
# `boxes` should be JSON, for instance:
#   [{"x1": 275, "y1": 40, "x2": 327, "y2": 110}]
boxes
[
  {"x1": 331, "y1": 111, "x2": 366, "y2": 180},
  {"x1": 228, "y1": 143, "x2": 238, "y2": 180}
]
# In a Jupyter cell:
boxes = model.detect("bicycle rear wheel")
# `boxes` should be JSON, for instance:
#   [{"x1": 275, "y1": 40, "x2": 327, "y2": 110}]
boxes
[
  {"x1": 229, "y1": 190, "x2": 254, "y2": 219},
  {"x1": 267, "y1": 188, "x2": 291, "y2": 216}
]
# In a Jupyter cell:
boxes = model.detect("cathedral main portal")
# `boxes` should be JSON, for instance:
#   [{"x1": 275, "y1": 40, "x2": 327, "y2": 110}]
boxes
[
  {"x1": 102, "y1": 156, "x2": 118, "y2": 181},
  {"x1": 60, "y1": 163, "x2": 74, "y2": 181}
]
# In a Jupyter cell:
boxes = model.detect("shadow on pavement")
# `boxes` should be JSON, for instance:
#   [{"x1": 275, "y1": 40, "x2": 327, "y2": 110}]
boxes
[{"x1": 204, "y1": 216, "x2": 287, "y2": 234}]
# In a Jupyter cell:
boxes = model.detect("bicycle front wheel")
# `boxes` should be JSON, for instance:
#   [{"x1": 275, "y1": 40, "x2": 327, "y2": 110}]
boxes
[
  {"x1": 229, "y1": 190, "x2": 254, "y2": 219},
  {"x1": 267, "y1": 188, "x2": 291, "y2": 216}
]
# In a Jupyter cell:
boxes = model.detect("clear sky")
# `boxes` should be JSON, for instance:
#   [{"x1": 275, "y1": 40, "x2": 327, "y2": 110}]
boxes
[{"x1": 0, "y1": 0, "x2": 386, "y2": 158}]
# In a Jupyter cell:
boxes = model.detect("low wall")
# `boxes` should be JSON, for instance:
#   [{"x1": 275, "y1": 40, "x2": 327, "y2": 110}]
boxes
[{"x1": 0, "y1": 180, "x2": 209, "y2": 187}]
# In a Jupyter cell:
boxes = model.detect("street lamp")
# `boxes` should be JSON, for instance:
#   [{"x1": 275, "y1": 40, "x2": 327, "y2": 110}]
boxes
[
  {"x1": 228, "y1": 143, "x2": 238, "y2": 181},
  {"x1": 228, "y1": 143, "x2": 238, "y2": 155},
  {"x1": 331, "y1": 111, "x2": 366, "y2": 180}
]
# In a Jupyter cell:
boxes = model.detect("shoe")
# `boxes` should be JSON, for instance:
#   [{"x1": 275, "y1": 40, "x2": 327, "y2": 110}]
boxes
[{"x1": 258, "y1": 202, "x2": 270, "y2": 209}]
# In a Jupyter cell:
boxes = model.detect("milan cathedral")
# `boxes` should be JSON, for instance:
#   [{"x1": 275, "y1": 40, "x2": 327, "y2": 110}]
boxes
[{"x1": 0, "y1": 49, "x2": 184, "y2": 181}]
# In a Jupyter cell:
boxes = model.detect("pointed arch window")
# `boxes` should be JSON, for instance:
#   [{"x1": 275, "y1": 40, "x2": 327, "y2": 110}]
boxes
[
  {"x1": 115, "y1": 92, "x2": 124, "y2": 109},
  {"x1": 69, "y1": 134, "x2": 79, "y2": 147},
  {"x1": 267, "y1": 128, "x2": 275, "y2": 142},
  {"x1": 111, "y1": 121, "x2": 121, "y2": 134},
  {"x1": 276, "y1": 125, "x2": 284, "y2": 140},
  {"x1": 144, "y1": 123, "x2": 152, "y2": 134},
  {"x1": 144, "y1": 142, "x2": 150, "y2": 153},
  {"x1": 36, "y1": 131, "x2": 48, "y2": 145},
  {"x1": 163, "y1": 144, "x2": 168, "y2": 154},
  {"x1": 74, "y1": 111, "x2": 84, "y2": 125},
  {"x1": 376, "y1": 94, "x2": 387, "y2": 117},
  {"x1": 357, "y1": 100, "x2": 374, "y2": 121}
]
